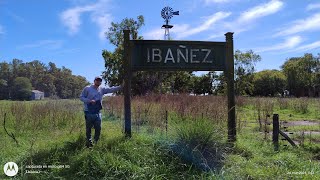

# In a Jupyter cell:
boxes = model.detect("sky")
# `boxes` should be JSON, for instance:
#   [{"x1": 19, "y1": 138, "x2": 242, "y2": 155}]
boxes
[{"x1": 1, "y1": 0, "x2": 320, "y2": 86}]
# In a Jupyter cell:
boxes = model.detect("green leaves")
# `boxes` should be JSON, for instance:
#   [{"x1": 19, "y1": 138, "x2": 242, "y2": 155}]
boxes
[
  {"x1": 253, "y1": 70, "x2": 286, "y2": 96},
  {"x1": 282, "y1": 53, "x2": 320, "y2": 97}
]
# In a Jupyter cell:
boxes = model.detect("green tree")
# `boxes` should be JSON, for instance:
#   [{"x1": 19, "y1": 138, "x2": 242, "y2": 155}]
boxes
[
  {"x1": 102, "y1": 16, "x2": 200, "y2": 95},
  {"x1": 216, "y1": 50, "x2": 261, "y2": 95},
  {"x1": 253, "y1": 70, "x2": 286, "y2": 96},
  {"x1": 234, "y1": 50, "x2": 261, "y2": 95},
  {"x1": 11, "y1": 77, "x2": 32, "y2": 100},
  {"x1": 0, "y1": 62, "x2": 10, "y2": 99},
  {"x1": 0, "y1": 59, "x2": 89, "y2": 99},
  {"x1": 166, "y1": 71, "x2": 194, "y2": 94},
  {"x1": 102, "y1": 15, "x2": 145, "y2": 92},
  {"x1": 282, "y1": 53, "x2": 320, "y2": 97},
  {"x1": 193, "y1": 72, "x2": 215, "y2": 95}
]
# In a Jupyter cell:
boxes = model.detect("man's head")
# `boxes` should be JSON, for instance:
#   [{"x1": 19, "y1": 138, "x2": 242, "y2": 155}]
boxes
[{"x1": 94, "y1": 76, "x2": 102, "y2": 87}]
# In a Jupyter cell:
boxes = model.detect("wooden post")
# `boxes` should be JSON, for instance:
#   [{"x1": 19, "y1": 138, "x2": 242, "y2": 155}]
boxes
[
  {"x1": 225, "y1": 32, "x2": 236, "y2": 142},
  {"x1": 165, "y1": 110, "x2": 168, "y2": 136},
  {"x1": 273, "y1": 114, "x2": 279, "y2": 151},
  {"x1": 123, "y1": 30, "x2": 132, "y2": 138}
]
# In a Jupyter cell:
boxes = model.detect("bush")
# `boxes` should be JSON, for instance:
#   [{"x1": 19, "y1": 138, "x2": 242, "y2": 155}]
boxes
[{"x1": 171, "y1": 119, "x2": 227, "y2": 172}]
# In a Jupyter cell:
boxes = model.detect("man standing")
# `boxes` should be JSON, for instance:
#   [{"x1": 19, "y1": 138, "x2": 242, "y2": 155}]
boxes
[{"x1": 80, "y1": 76, "x2": 122, "y2": 148}]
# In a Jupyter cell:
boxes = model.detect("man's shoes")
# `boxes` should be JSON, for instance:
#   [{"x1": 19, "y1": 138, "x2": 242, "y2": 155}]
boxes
[{"x1": 86, "y1": 140, "x2": 94, "y2": 148}]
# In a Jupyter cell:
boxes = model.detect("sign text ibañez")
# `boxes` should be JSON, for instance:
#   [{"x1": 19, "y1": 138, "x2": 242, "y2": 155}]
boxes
[{"x1": 131, "y1": 40, "x2": 226, "y2": 71}]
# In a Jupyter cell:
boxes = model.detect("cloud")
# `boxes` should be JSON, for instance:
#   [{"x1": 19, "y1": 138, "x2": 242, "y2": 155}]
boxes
[
  {"x1": 60, "y1": 0, "x2": 112, "y2": 40},
  {"x1": 143, "y1": 24, "x2": 189, "y2": 40},
  {"x1": 143, "y1": 28, "x2": 163, "y2": 40},
  {"x1": 255, "y1": 36, "x2": 302, "y2": 53},
  {"x1": 17, "y1": 40, "x2": 64, "y2": 50},
  {"x1": 237, "y1": 0, "x2": 284, "y2": 23},
  {"x1": 306, "y1": 3, "x2": 320, "y2": 11},
  {"x1": 275, "y1": 13, "x2": 320, "y2": 36},
  {"x1": 60, "y1": 4, "x2": 96, "y2": 34},
  {"x1": 176, "y1": 12, "x2": 231, "y2": 39},
  {"x1": 143, "y1": 12, "x2": 231, "y2": 40},
  {"x1": 208, "y1": 0, "x2": 283, "y2": 39},
  {"x1": 288, "y1": 40, "x2": 320, "y2": 53},
  {"x1": 91, "y1": 13, "x2": 112, "y2": 40},
  {"x1": 6, "y1": 10, "x2": 25, "y2": 23}
]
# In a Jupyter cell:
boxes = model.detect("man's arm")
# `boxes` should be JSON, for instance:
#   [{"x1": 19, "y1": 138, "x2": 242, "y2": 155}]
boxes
[
  {"x1": 102, "y1": 85, "x2": 122, "y2": 94},
  {"x1": 80, "y1": 87, "x2": 90, "y2": 103}
]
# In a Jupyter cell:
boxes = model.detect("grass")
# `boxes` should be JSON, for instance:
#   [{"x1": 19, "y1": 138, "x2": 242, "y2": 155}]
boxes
[{"x1": 0, "y1": 96, "x2": 319, "y2": 179}]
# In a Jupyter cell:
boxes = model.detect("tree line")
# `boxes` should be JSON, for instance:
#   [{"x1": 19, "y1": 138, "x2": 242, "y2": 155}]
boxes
[
  {"x1": 0, "y1": 59, "x2": 89, "y2": 100},
  {"x1": 102, "y1": 15, "x2": 320, "y2": 97}
]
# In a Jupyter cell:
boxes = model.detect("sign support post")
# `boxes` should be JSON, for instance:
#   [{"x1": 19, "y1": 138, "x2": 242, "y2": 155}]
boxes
[
  {"x1": 123, "y1": 30, "x2": 132, "y2": 138},
  {"x1": 225, "y1": 32, "x2": 236, "y2": 142}
]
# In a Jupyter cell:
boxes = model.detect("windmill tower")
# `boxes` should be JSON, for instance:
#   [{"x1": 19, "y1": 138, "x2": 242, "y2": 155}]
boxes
[{"x1": 161, "y1": 6, "x2": 179, "y2": 40}]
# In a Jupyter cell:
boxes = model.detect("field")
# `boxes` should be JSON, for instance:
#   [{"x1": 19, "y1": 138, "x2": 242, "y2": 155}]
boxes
[{"x1": 0, "y1": 96, "x2": 319, "y2": 179}]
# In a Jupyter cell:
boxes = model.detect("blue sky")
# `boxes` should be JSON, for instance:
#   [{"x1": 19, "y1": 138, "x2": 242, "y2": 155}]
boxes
[{"x1": 1, "y1": 0, "x2": 320, "y2": 85}]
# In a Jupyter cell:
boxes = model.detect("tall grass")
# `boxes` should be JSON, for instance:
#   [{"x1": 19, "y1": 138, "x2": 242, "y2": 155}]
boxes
[
  {"x1": 1, "y1": 100, "x2": 84, "y2": 135},
  {"x1": 1, "y1": 96, "x2": 319, "y2": 179},
  {"x1": 104, "y1": 94, "x2": 228, "y2": 133},
  {"x1": 291, "y1": 98, "x2": 309, "y2": 114}
]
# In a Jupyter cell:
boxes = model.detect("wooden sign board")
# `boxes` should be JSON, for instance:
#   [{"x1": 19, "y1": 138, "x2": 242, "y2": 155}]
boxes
[
  {"x1": 123, "y1": 30, "x2": 236, "y2": 142},
  {"x1": 131, "y1": 40, "x2": 226, "y2": 71}
]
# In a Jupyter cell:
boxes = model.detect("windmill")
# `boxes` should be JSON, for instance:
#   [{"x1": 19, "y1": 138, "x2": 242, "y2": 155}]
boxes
[{"x1": 161, "y1": 6, "x2": 179, "y2": 40}]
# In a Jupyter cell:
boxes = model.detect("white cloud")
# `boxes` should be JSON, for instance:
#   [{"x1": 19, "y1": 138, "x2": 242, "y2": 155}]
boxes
[
  {"x1": 238, "y1": 0, "x2": 284, "y2": 23},
  {"x1": 144, "y1": 1, "x2": 283, "y2": 40},
  {"x1": 306, "y1": 3, "x2": 320, "y2": 11},
  {"x1": 143, "y1": 28, "x2": 163, "y2": 40},
  {"x1": 288, "y1": 41, "x2": 320, "y2": 53},
  {"x1": 275, "y1": 13, "x2": 320, "y2": 36},
  {"x1": 255, "y1": 36, "x2": 302, "y2": 53},
  {"x1": 6, "y1": 10, "x2": 25, "y2": 23},
  {"x1": 60, "y1": 4, "x2": 96, "y2": 34},
  {"x1": 143, "y1": 24, "x2": 189, "y2": 40},
  {"x1": 91, "y1": 13, "x2": 112, "y2": 40},
  {"x1": 176, "y1": 12, "x2": 231, "y2": 39},
  {"x1": 60, "y1": 0, "x2": 112, "y2": 40},
  {"x1": 18, "y1": 40, "x2": 64, "y2": 50},
  {"x1": 208, "y1": 0, "x2": 283, "y2": 40},
  {"x1": 143, "y1": 12, "x2": 230, "y2": 40}
]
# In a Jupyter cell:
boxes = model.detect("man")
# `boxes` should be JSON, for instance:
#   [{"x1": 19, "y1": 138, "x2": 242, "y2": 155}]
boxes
[{"x1": 80, "y1": 76, "x2": 122, "y2": 148}]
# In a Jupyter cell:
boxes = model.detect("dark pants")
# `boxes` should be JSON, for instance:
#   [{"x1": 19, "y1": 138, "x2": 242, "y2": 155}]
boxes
[{"x1": 84, "y1": 111, "x2": 102, "y2": 143}]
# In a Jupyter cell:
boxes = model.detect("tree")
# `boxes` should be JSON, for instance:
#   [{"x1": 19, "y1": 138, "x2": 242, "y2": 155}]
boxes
[
  {"x1": 252, "y1": 70, "x2": 286, "y2": 96},
  {"x1": 193, "y1": 72, "x2": 215, "y2": 95},
  {"x1": 11, "y1": 77, "x2": 32, "y2": 100},
  {"x1": 102, "y1": 15, "x2": 145, "y2": 89},
  {"x1": 234, "y1": 50, "x2": 261, "y2": 95},
  {"x1": 166, "y1": 71, "x2": 194, "y2": 94},
  {"x1": 0, "y1": 62, "x2": 10, "y2": 99},
  {"x1": 0, "y1": 59, "x2": 89, "y2": 99},
  {"x1": 103, "y1": 16, "x2": 203, "y2": 95},
  {"x1": 216, "y1": 50, "x2": 261, "y2": 95},
  {"x1": 282, "y1": 53, "x2": 320, "y2": 97}
]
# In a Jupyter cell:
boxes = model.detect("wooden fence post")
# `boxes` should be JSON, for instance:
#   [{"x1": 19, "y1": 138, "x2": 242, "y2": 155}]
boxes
[
  {"x1": 273, "y1": 114, "x2": 279, "y2": 151},
  {"x1": 123, "y1": 30, "x2": 132, "y2": 138},
  {"x1": 225, "y1": 32, "x2": 236, "y2": 142}
]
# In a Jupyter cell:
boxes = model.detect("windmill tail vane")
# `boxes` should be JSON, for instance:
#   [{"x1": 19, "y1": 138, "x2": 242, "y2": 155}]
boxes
[{"x1": 172, "y1": 11, "x2": 179, "y2": 15}]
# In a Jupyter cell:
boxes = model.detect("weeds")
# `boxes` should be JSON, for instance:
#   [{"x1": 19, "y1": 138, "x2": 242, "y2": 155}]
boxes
[{"x1": 291, "y1": 98, "x2": 309, "y2": 114}]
